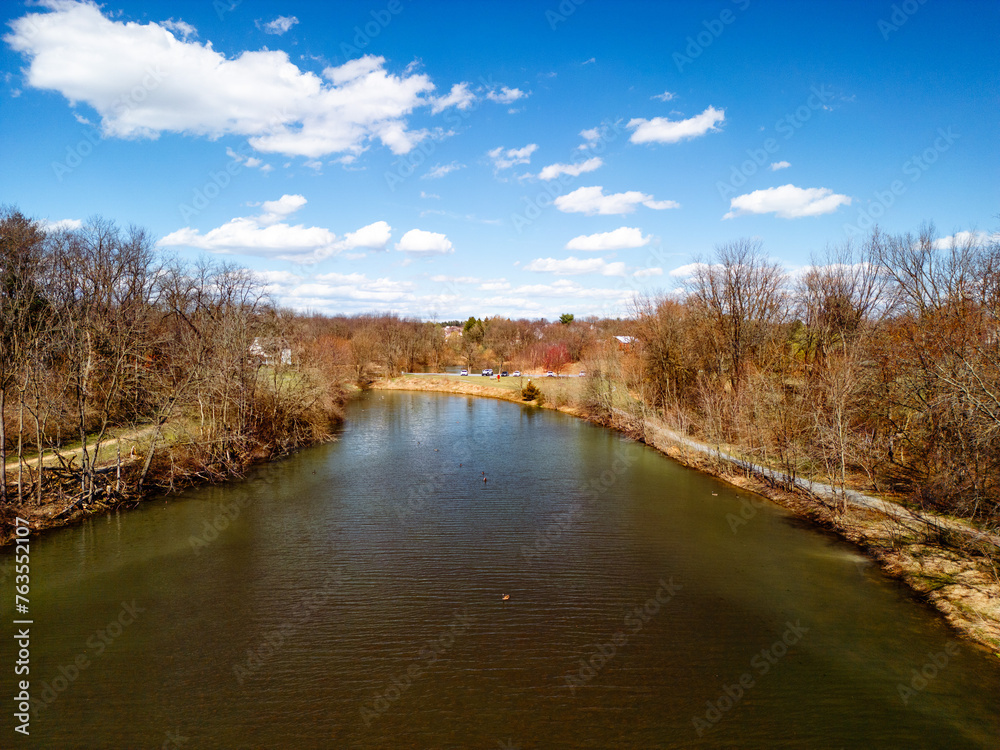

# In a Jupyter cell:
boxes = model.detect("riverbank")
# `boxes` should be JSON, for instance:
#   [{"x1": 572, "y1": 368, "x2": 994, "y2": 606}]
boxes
[
  {"x1": 0, "y1": 383, "x2": 356, "y2": 547},
  {"x1": 373, "y1": 374, "x2": 1000, "y2": 657}
]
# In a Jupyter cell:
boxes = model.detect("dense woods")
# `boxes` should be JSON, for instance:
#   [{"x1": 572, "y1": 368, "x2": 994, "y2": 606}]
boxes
[
  {"x1": 617, "y1": 225, "x2": 1000, "y2": 534},
  {"x1": 315, "y1": 224, "x2": 1000, "y2": 536},
  {"x1": 3, "y1": 205, "x2": 999, "y2": 542},
  {"x1": 0, "y1": 206, "x2": 346, "y2": 521}
]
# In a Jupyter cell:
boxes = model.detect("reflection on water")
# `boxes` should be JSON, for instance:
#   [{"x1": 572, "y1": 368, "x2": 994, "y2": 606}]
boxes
[{"x1": 2, "y1": 391, "x2": 998, "y2": 749}]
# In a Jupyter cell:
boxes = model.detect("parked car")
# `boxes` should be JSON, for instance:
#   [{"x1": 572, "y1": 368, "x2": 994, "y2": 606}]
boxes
[
  {"x1": 546, "y1": 371, "x2": 555, "y2": 377},
  {"x1": 512, "y1": 370, "x2": 521, "y2": 377},
  {"x1": 481, "y1": 368, "x2": 494, "y2": 376},
  {"x1": 579, "y1": 371, "x2": 586, "y2": 376},
  {"x1": 460, "y1": 369, "x2": 468, "y2": 376},
  {"x1": 501, "y1": 371, "x2": 509, "y2": 377}
]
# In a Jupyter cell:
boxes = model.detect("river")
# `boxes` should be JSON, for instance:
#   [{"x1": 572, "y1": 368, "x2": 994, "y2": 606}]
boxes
[{"x1": 3, "y1": 391, "x2": 999, "y2": 748}]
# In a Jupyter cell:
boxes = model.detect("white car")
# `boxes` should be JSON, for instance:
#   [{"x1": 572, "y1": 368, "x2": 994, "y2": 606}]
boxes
[
  {"x1": 460, "y1": 369, "x2": 468, "y2": 376},
  {"x1": 512, "y1": 370, "x2": 521, "y2": 377},
  {"x1": 546, "y1": 371, "x2": 555, "y2": 377}
]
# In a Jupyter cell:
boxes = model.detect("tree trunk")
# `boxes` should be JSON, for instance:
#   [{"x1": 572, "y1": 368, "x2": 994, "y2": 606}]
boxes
[{"x1": 0, "y1": 387, "x2": 6, "y2": 503}]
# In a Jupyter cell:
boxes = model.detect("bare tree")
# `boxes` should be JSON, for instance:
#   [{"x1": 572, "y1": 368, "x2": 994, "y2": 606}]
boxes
[
  {"x1": 689, "y1": 239, "x2": 787, "y2": 391},
  {"x1": 0, "y1": 207, "x2": 48, "y2": 502},
  {"x1": 797, "y1": 233, "x2": 889, "y2": 369}
]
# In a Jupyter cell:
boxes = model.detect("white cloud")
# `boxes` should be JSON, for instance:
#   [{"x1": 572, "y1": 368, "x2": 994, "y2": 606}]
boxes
[
  {"x1": 157, "y1": 194, "x2": 388, "y2": 262},
  {"x1": 258, "y1": 194, "x2": 307, "y2": 225},
  {"x1": 770, "y1": 161, "x2": 791, "y2": 171},
  {"x1": 642, "y1": 198, "x2": 681, "y2": 210},
  {"x1": 487, "y1": 86, "x2": 527, "y2": 104},
  {"x1": 669, "y1": 262, "x2": 718, "y2": 278},
  {"x1": 525, "y1": 256, "x2": 627, "y2": 276},
  {"x1": 5, "y1": 3, "x2": 444, "y2": 158},
  {"x1": 488, "y1": 144, "x2": 538, "y2": 170},
  {"x1": 628, "y1": 105, "x2": 725, "y2": 144},
  {"x1": 555, "y1": 186, "x2": 679, "y2": 215},
  {"x1": 652, "y1": 91, "x2": 676, "y2": 102},
  {"x1": 258, "y1": 16, "x2": 298, "y2": 35},
  {"x1": 511, "y1": 279, "x2": 631, "y2": 301},
  {"x1": 342, "y1": 220, "x2": 391, "y2": 251},
  {"x1": 932, "y1": 230, "x2": 1000, "y2": 249},
  {"x1": 257, "y1": 269, "x2": 303, "y2": 290},
  {"x1": 577, "y1": 125, "x2": 614, "y2": 151},
  {"x1": 431, "y1": 275, "x2": 481, "y2": 284},
  {"x1": 565, "y1": 226, "x2": 650, "y2": 251},
  {"x1": 633, "y1": 267, "x2": 663, "y2": 278},
  {"x1": 429, "y1": 82, "x2": 475, "y2": 114},
  {"x1": 423, "y1": 162, "x2": 464, "y2": 179},
  {"x1": 538, "y1": 157, "x2": 602, "y2": 180},
  {"x1": 41, "y1": 218, "x2": 83, "y2": 232},
  {"x1": 479, "y1": 279, "x2": 511, "y2": 291},
  {"x1": 395, "y1": 229, "x2": 454, "y2": 256},
  {"x1": 161, "y1": 19, "x2": 196, "y2": 39},
  {"x1": 723, "y1": 184, "x2": 852, "y2": 219},
  {"x1": 290, "y1": 273, "x2": 416, "y2": 305},
  {"x1": 420, "y1": 191, "x2": 440, "y2": 199}
]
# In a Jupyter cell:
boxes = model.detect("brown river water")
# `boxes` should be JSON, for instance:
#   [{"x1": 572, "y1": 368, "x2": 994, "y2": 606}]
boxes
[{"x1": 2, "y1": 390, "x2": 999, "y2": 748}]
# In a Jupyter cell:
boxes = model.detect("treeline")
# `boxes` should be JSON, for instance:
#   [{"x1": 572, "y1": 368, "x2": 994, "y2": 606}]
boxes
[
  {"x1": 600, "y1": 226, "x2": 1000, "y2": 530},
  {"x1": 0, "y1": 207, "x2": 346, "y2": 514},
  {"x1": 9, "y1": 200, "x2": 995, "y2": 535},
  {"x1": 296, "y1": 312, "x2": 627, "y2": 381},
  {"x1": 326, "y1": 222, "x2": 999, "y2": 531}
]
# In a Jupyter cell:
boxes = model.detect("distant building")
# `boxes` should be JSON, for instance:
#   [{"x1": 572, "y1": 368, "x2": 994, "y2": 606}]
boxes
[
  {"x1": 250, "y1": 337, "x2": 292, "y2": 365},
  {"x1": 443, "y1": 325, "x2": 463, "y2": 339},
  {"x1": 614, "y1": 335, "x2": 637, "y2": 350}
]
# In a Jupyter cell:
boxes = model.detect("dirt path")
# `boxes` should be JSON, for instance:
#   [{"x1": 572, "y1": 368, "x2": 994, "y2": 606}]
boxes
[
  {"x1": 3, "y1": 423, "x2": 159, "y2": 473},
  {"x1": 640, "y1": 417, "x2": 1000, "y2": 550}
]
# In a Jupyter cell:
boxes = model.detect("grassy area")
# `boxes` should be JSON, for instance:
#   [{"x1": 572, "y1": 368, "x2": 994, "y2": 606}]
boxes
[
  {"x1": 403, "y1": 372, "x2": 588, "y2": 404},
  {"x1": 0, "y1": 418, "x2": 201, "y2": 474},
  {"x1": 3, "y1": 423, "x2": 158, "y2": 470}
]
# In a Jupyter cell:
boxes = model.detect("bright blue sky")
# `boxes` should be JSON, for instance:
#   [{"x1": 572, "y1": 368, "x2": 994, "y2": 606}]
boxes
[{"x1": 2, "y1": 0, "x2": 997, "y2": 320}]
